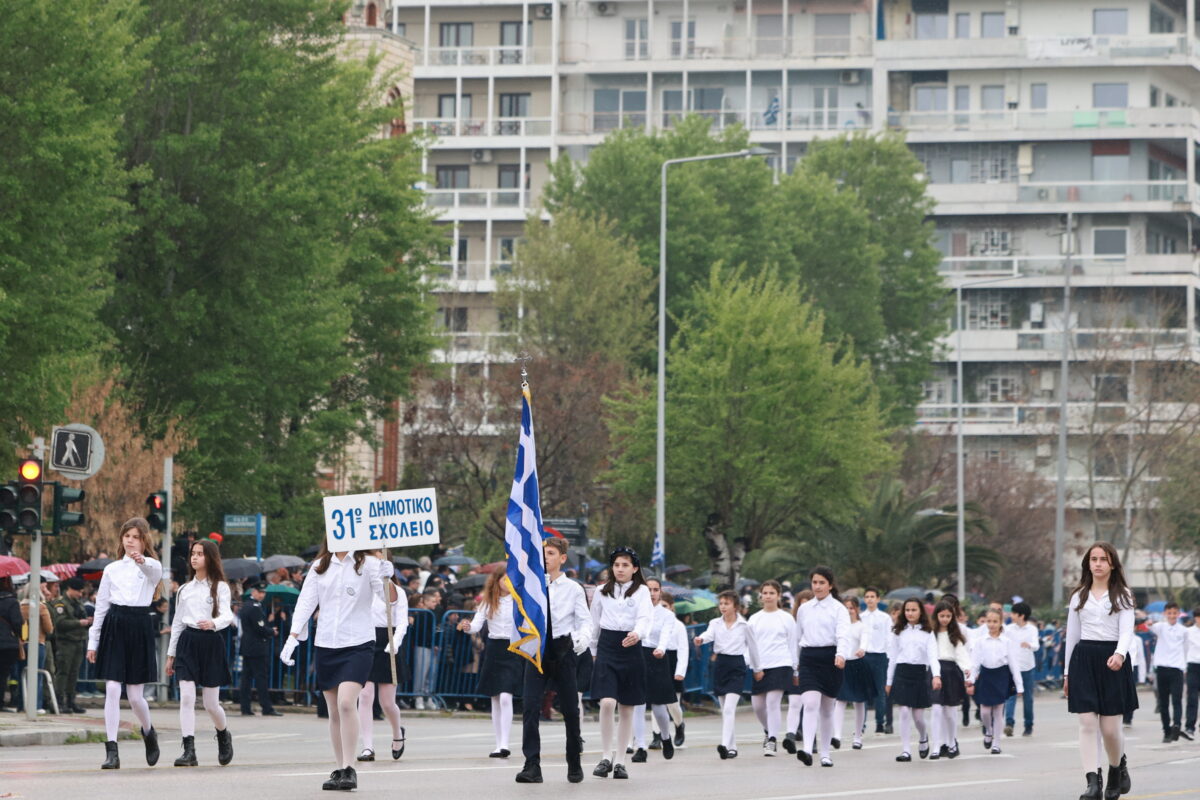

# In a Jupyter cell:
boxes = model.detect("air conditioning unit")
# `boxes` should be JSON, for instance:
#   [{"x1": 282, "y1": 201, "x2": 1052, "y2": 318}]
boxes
[
  {"x1": 839, "y1": 70, "x2": 862, "y2": 85},
  {"x1": 1037, "y1": 188, "x2": 1050, "y2": 200},
  {"x1": 536, "y1": 4, "x2": 553, "y2": 19},
  {"x1": 595, "y1": 1, "x2": 616, "y2": 15},
  {"x1": 472, "y1": 149, "x2": 493, "y2": 163}
]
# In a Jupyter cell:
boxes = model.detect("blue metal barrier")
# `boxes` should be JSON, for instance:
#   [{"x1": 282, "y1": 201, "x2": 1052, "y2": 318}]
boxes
[
  {"x1": 682, "y1": 623, "x2": 717, "y2": 705},
  {"x1": 433, "y1": 610, "x2": 490, "y2": 706}
]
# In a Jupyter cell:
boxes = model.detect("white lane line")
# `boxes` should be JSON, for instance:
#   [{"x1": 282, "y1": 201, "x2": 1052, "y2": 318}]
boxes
[{"x1": 753, "y1": 778, "x2": 1020, "y2": 800}]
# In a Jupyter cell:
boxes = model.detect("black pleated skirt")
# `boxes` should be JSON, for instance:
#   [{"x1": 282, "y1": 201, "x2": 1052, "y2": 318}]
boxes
[
  {"x1": 645, "y1": 647, "x2": 678, "y2": 705},
  {"x1": 96, "y1": 604, "x2": 158, "y2": 685},
  {"x1": 478, "y1": 637, "x2": 524, "y2": 697},
  {"x1": 890, "y1": 663, "x2": 932, "y2": 709},
  {"x1": 1067, "y1": 639, "x2": 1139, "y2": 716},
  {"x1": 591, "y1": 629, "x2": 645, "y2": 705},
  {"x1": 930, "y1": 660, "x2": 966, "y2": 707},
  {"x1": 314, "y1": 641, "x2": 374, "y2": 691},
  {"x1": 174, "y1": 627, "x2": 231, "y2": 688},
  {"x1": 752, "y1": 665, "x2": 793, "y2": 695},
  {"x1": 713, "y1": 653, "x2": 748, "y2": 696},
  {"x1": 798, "y1": 646, "x2": 843, "y2": 697},
  {"x1": 368, "y1": 627, "x2": 410, "y2": 685},
  {"x1": 974, "y1": 665, "x2": 1017, "y2": 706},
  {"x1": 837, "y1": 658, "x2": 876, "y2": 703}
]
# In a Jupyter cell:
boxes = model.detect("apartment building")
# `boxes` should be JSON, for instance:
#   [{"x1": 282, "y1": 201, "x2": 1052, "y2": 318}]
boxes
[{"x1": 373, "y1": 0, "x2": 1200, "y2": 589}]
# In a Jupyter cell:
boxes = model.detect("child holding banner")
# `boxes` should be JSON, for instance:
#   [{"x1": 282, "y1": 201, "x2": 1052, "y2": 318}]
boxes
[{"x1": 282, "y1": 541, "x2": 391, "y2": 791}]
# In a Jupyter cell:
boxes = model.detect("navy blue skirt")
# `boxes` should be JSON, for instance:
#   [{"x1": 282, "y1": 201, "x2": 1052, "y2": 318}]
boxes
[
  {"x1": 798, "y1": 646, "x2": 843, "y2": 697},
  {"x1": 314, "y1": 641, "x2": 374, "y2": 690},
  {"x1": 974, "y1": 665, "x2": 1017, "y2": 706},
  {"x1": 753, "y1": 665, "x2": 793, "y2": 695},
  {"x1": 930, "y1": 660, "x2": 966, "y2": 707},
  {"x1": 890, "y1": 663, "x2": 932, "y2": 709},
  {"x1": 174, "y1": 627, "x2": 231, "y2": 688},
  {"x1": 1067, "y1": 639, "x2": 1139, "y2": 716},
  {"x1": 713, "y1": 653, "x2": 748, "y2": 696},
  {"x1": 96, "y1": 604, "x2": 158, "y2": 685},
  {"x1": 368, "y1": 627, "x2": 410, "y2": 686},
  {"x1": 645, "y1": 648, "x2": 677, "y2": 705},
  {"x1": 591, "y1": 628, "x2": 646, "y2": 705},
  {"x1": 837, "y1": 658, "x2": 876, "y2": 704},
  {"x1": 478, "y1": 637, "x2": 524, "y2": 697}
]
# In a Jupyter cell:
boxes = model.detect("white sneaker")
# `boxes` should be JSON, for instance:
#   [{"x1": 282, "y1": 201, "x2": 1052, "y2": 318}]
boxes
[
  {"x1": 764, "y1": 737, "x2": 778, "y2": 756},
  {"x1": 415, "y1": 697, "x2": 426, "y2": 710}
]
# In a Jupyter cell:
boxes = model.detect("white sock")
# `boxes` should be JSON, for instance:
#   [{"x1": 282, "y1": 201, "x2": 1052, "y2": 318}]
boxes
[
  {"x1": 766, "y1": 690, "x2": 783, "y2": 740},
  {"x1": 912, "y1": 707, "x2": 927, "y2": 746},
  {"x1": 899, "y1": 705, "x2": 913, "y2": 753},
  {"x1": 833, "y1": 700, "x2": 847, "y2": 741},
  {"x1": 787, "y1": 694, "x2": 802, "y2": 736},
  {"x1": 103, "y1": 681, "x2": 122, "y2": 741},
  {"x1": 179, "y1": 681, "x2": 197, "y2": 737},
  {"x1": 930, "y1": 703, "x2": 943, "y2": 750},
  {"x1": 818, "y1": 695, "x2": 838, "y2": 757},
  {"x1": 854, "y1": 702, "x2": 867, "y2": 742},
  {"x1": 1079, "y1": 713, "x2": 1100, "y2": 774},
  {"x1": 721, "y1": 694, "x2": 739, "y2": 750},
  {"x1": 751, "y1": 694, "x2": 769, "y2": 732},
  {"x1": 668, "y1": 701, "x2": 683, "y2": 727},
  {"x1": 800, "y1": 690, "x2": 821, "y2": 753},
  {"x1": 1099, "y1": 714, "x2": 1123, "y2": 767}
]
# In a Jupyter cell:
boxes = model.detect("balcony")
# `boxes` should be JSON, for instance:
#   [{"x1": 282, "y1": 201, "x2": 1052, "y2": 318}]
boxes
[
  {"x1": 937, "y1": 254, "x2": 1199, "y2": 278},
  {"x1": 943, "y1": 327, "x2": 1191, "y2": 361},
  {"x1": 927, "y1": 180, "x2": 1191, "y2": 215},
  {"x1": 413, "y1": 117, "x2": 553, "y2": 140},
  {"x1": 877, "y1": 33, "x2": 1188, "y2": 67},
  {"x1": 415, "y1": 45, "x2": 553, "y2": 75},
  {"x1": 894, "y1": 107, "x2": 1199, "y2": 143},
  {"x1": 560, "y1": 35, "x2": 873, "y2": 65},
  {"x1": 558, "y1": 107, "x2": 871, "y2": 137},
  {"x1": 424, "y1": 189, "x2": 529, "y2": 221},
  {"x1": 428, "y1": 261, "x2": 512, "y2": 293},
  {"x1": 915, "y1": 400, "x2": 1196, "y2": 434}
]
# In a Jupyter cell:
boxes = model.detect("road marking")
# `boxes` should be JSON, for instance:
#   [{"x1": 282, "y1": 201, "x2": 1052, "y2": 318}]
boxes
[
  {"x1": 753, "y1": 778, "x2": 1020, "y2": 800},
  {"x1": 233, "y1": 733, "x2": 302, "y2": 741},
  {"x1": 1123, "y1": 790, "x2": 1200, "y2": 799}
]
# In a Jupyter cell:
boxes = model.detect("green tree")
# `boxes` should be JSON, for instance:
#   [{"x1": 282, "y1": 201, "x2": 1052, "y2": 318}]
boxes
[
  {"x1": 106, "y1": 0, "x2": 437, "y2": 552},
  {"x1": 606, "y1": 268, "x2": 892, "y2": 588},
  {"x1": 799, "y1": 133, "x2": 949, "y2": 423},
  {"x1": 0, "y1": 0, "x2": 143, "y2": 461}
]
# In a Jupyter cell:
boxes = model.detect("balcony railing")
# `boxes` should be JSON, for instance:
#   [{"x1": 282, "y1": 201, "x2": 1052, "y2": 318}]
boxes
[
  {"x1": 1016, "y1": 181, "x2": 1188, "y2": 204},
  {"x1": 422, "y1": 46, "x2": 552, "y2": 67},
  {"x1": 892, "y1": 107, "x2": 1196, "y2": 134},
  {"x1": 431, "y1": 261, "x2": 513, "y2": 282},
  {"x1": 560, "y1": 35, "x2": 872, "y2": 63},
  {"x1": 413, "y1": 117, "x2": 553, "y2": 137},
  {"x1": 559, "y1": 108, "x2": 871, "y2": 135},
  {"x1": 425, "y1": 189, "x2": 525, "y2": 212},
  {"x1": 937, "y1": 254, "x2": 1198, "y2": 276},
  {"x1": 915, "y1": 401, "x2": 1147, "y2": 427},
  {"x1": 1015, "y1": 329, "x2": 1189, "y2": 352},
  {"x1": 877, "y1": 33, "x2": 1187, "y2": 61}
]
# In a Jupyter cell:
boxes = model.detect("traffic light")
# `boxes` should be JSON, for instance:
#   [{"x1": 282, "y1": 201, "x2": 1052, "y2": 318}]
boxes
[
  {"x1": 53, "y1": 484, "x2": 85, "y2": 534},
  {"x1": 146, "y1": 490, "x2": 168, "y2": 531},
  {"x1": 17, "y1": 458, "x2": 42, "y2": 531},
  {"x1": 0, "y1": 482, "x2": 17, "y2": 532}
]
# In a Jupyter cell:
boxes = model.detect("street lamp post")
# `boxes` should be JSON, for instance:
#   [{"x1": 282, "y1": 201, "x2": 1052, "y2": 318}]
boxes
[{"x1": 656, "y1": 147, "x2": 772, "y2": 567}]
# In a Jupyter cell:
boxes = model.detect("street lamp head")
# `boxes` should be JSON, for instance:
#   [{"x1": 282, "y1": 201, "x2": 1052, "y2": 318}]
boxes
[{"x1": 745, "y1": 146, "x2": 774, "y2": 157}]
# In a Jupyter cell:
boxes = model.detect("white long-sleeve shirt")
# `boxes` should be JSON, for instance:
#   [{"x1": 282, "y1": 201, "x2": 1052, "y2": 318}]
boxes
[
  {"x1": 589, "y1": 581, "x2": 653, "y2": 648},
  {"x1": 794, "y1": 595, "x2": 853, "y2": 660},
  {"x1": 468, "y1": 594, "x2": 514, "y2": 640},
  {"x1": 844, "y1": 620, "x2": 868, "y2": 662},
  {"x1": 1187, "y1": 624, "x2": 1200, "y2": 665},
  {"x1": 886, "y1": 625, "x2": 942, "y2": 684},
  {"x1": 289, "y1": 554, "x2": 385, "y2": 649},
  {"x1": 544, "y1": 573, "x2": 592, "y2": 651},
  {"x1": 87, "y1": 555, "x2": 163, "y2": 650},
  {"x1": 1063, "y1": 589, "x2": 1135, "y2": 676},
  {"x1": 696, "y1": 615, "x2": 761, "y2": 670},
  {"x1": 1150, "y1": 620, "x2": 1188, "y2": 670},
  {"x1": 1004, "y1": 622, "x2": 1040, "y2": 673},
  {"x1": 371, "y1": 585, "x2": 409, "y2": 641},
  {"x1": 167, "y1": 578, "x2": 234, "y2": 657},
  {"x1": 860, "y1": 608, "x2": 892, "y2": 654},
  {"x1": 749, "y1": 608, "x2": 799, "y2": 670},
  {"x1": 970, "y1": 632, "x2": 1024, "y2": 689},
  {"x1": 668, "y1": 618, "x2": 689, "y2": 677},
  {"x1": 934, "y1": 630, "x2": 973, "y2": 676},
  {"x1": 645, "y1": 602, "x2": 674, "y2": 651}
]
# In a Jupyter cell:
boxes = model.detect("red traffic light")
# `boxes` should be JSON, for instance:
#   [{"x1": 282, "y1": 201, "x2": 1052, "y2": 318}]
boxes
[
  {"x1": 150, "y1": 494, "x2": 164, "y2": 510},
  {"x1": 19, "y1": 459, "x2": 41, "y2": 482}
]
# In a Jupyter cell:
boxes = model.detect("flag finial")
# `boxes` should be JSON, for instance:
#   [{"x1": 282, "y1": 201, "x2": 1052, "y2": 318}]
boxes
[{"x1": 515, "y1": 351, "x2": 532, "y2": 385}]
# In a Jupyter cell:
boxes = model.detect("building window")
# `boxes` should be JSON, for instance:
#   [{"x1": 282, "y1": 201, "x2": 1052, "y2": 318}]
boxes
[
  {"x1": 1092, "y1": 83, "x2": 1128, "y2": 108},
  {"x1": 624, "y1": 18, "x2": 648, "y2": 59},
  {"x1": 955, "y1": 12, "x2": 970, "y2": 38},
  {"x1": 968, "y1": 291, "x2": 1011, "y2": 329},
  {"x1": 439, "y1": 22, "x2": 473, "y2": 47},
  {"x1": 915, "y1": 85, "x2": 948, "y2": 111},
  {"x1": 1092, "y1": 153, "x2": 1130, "y2": 181},
  {"x1": 1030, "y1": 83, "x2": 1048, "y2": 110},
  {"x1": 814, "y1": 13, "x2": 851, "y2": 54},
  {"x1": 438, "y1": 94, "x2": 471, "y2": 119},
  {"x1": 923, "y1": 381, "x2": 948, "y2": 403},
  {"x1": 1150, "y1": 5, "x2": 1176, "y2": 32},
  {"x1": 756, "y1": 14, "x2": 784, "y2": 55},
  {"x1": 977, "y1": 229, "x2": 1011, "y2": 254},
  {"x1": 1094, "y1": 374, "x2": 1129, "y2": 402},
  {"x1": 671, "y1": 20, "x2": 696, "y2": 57},
  {"x1": 499, "y1": 21, "x2": 530, "y2": 63},
  {"x1": 983, "y1": 375, "x2": 1017, "y2": 402},
  {"x1": 980, "y1": 12, "x2": 1005, "y2": 38},
  {"x1": 438, "y1": 307, "x2": 469, "y2": 332},
  {"x1": 950, "y1": 159, "x2": 970, "y2": 184},
  {"x1": 435, "y1": 165, "x2": 469, "y2": 189},
  {"x1": 1093, "y1": 228, "x2": 1127, "y2": 256},
  {"x1": 981, "y1": 85, "x2": 1005, "y2": 111},
  {"x1": 497, "y1": 163, "x2": 530, "y2": 190},
  {"x1": 1093, "y1": 9, "x2": 1128, "y2": 35}
]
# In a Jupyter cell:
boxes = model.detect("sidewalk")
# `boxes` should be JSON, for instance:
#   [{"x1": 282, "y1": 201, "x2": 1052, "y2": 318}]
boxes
[{"x1": 0, "y1": 709, "x2": 137, "y2": 747}]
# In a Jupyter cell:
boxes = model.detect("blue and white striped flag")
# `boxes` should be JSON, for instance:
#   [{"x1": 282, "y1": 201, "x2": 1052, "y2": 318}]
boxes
[
  {"x1": 504, "y1": 384, "x2": 549, "y2": 672},
  {"x1": 651, "y1": 529, "x2": 665, "y2": 570},
  {"x1": 763, "y1": 96, "x2": 780, "y2": 127}
]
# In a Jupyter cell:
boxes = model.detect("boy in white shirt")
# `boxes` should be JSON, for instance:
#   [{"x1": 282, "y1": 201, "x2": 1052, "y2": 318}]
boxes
[
  {"x1": 1150, "y1": 602, "x2": 1188, "y2": 742},
  {"x1": 1003, "y1": 601, "x2": 1039, "y2": 737}
]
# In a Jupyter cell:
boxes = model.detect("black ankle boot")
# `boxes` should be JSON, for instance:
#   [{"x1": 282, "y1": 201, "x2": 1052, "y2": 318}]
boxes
[
  {"x1": 216, "y1": 728, "x2": 233, "y2": 766},
  {"x1": 174, "y1": 735, "x2": 198, "y2": 767},
  {"x1": 1104, "y1": 764, "x2": 1121, "y2": 800},
  {"x1": 1118, "y1": 755, "x2": 1131, "y2": 794},
  {"x1": 101, "y1": 740, "x2": 120, "y2": 770},
  {"x1": 515, "y1": 759, "x2": 543, "y2": 783},
  {"x1": 566, "y1": 752, "x2": 583, "y2": 783},
  {"x1": 1080, "y1": 771, "x2": 1103, "y2": 800},
  {"x1": 143, "y1": 727, "x2": 160, "y2": 766}
]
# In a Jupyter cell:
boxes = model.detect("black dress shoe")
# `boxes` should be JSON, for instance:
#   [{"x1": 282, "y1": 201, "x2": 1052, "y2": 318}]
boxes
[
  {"x1": 515, "y1": 761, "x2": 543, "y2": 783},
  {"x1": 726, "y1": 749, "x2": 738, "y2": 759},
  {"x1": 661, "y1": 735, "x2": 674, "y2": 760},
  {"x1": 392, "y1": 728, "x2": 406, "y2": 760},
  {"x1": 240, "y1": 711, "x2": 256, "y2": 717},
  {"x1": 796, "y1": 749, "x2": 812, "y2": 766},
  {"x1": 782, "y1": 733, "x2": 797, "y2": 754},
  {"x1": 337, "y1": 766, "x2": 357, "y2": 790},
  {"x1": 143, "y1": 727, "x2": 160, "y2": 766},
  {"x1": 630, "y1": 747, "x2": 647, "y2": 763},
  {"x1": 830, "y1": 737, "x2": 841, "y2": 750},
  {"x1": 918, "y1": 738, "x2": 930, "y2": 759},
  {"x1": 674, "y1": 722, "x2": 685, "y2": 747},
  {"x1": 262, "y1": 710, "x2": 284, "y2": 717},
  {"x1": 489, "y1": 749, "x2": 511, "y2": 758},
  {"x1": 896, "y1": 752, "x2": 912, "y2": 762},
  {"x1": 648, "y1": 733, "x2": 662, "y2": 750},
  {"x1": 717, "y1": 744, "x2": 729, "y2": 760},
  {"x1": 322, "y1": 769, "x2": 344, "y2": 790},
  {"x1": 613, "y1": 764, "x2": 628, "y2": 779},
  {"x1": 592, "y1": 758, "x2": 612, "y2": 777},
  {"x1": 356, "y1": 749, "x2": 375, "y2": 762},
  {"x1": 1079, "y1": 771, "x2": 1103, "y2": 800}
]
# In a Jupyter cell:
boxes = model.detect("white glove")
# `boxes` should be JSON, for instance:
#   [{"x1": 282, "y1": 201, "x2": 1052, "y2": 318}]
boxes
[
  {"x1": 280, "y1": 637, "x2": 299, "y2": 666},
  {"x1": 385, "y1": 632, "x2": 404, "y2": 655},
  {"x1": 572, "y1": 635, "x2": 588, "y2": 656},
  {"x1": 378, "y1": 560, "x2": 395, "y2": 580}
]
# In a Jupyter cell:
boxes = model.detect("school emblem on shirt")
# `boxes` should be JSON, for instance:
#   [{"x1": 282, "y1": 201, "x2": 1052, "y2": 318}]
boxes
[{"x1": 346, "y1": 587, "x2": 356, "y2": 596}]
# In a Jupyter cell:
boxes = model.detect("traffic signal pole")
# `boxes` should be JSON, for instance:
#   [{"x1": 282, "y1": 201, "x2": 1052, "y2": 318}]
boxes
[{"x1": 25, "y1": 439, "x2": 45, "y2": 721}]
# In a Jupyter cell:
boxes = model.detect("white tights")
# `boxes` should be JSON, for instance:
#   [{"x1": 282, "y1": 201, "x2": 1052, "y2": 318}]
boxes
[
  {"x1": 667, "y1": 701, "x2": 683, "y2": 727},
  {"x1": 833, "y1": 700, "x2": 866, "y2": 743},
  {"x1": 897, "y1": 705, "x2": 927, "y2": 755},
  {"x1": 787, "y1": 693, "x2": 803, "y2": 736},
  {"x1": 1078, "y1": 713, "x2": 1123, "y2": 774},
  {"x1": 491, "y1": 693, "x2": 513, "y2": 752},
  {"x1": 800, "y1": 691, "x2": 837, "y2": 758},
  {"x1": 598, "y1": 698, "x2": 635, "y2": 764},
  {"x1": 178, "y1": 681, "x2": 226, "y2": 737},
  {"x1": 357, "y1": 682, "x2": 403, "y2": 752},
  {"x1": 720, "y1": 693, "x2": 740, "y2": 750},
  {"x1": 751, "y1": 690, "x2": 784, "y2": 739},
  {"x1": 930, "y1": 703, "x2": 958, "y2": 751},
  {"x1": 105, "y1": 681, "x2": 152, "y2": 742},
  {"x1": 324, "y1": 682, "x2": 364, "y2": 769},
  {"x1": 981, "y1": 704, "x2": 1003, "y2": 744},
  {"x1": 633, "y1": 703, "x2": 674, "y2": 747}
]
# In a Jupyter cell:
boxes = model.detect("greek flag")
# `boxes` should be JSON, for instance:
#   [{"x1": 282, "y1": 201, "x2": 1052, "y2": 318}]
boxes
[
  {"x1": 504, "y1": 384, "x2": 549, "y2": 672},
  {"x1": 763, "y1": 96, "x2": 780, "y2": 127},
  {"x1": 651, "y1": 530, "x2": 665, "y2": 570}
]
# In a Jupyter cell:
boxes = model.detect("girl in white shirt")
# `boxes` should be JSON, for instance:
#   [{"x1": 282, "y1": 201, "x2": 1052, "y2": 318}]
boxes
[
  {"x1": 639, "y1": 579, "x2": 678, "y2": 759},
  {"x1": 833, "y1": 596, "x2": 876, "y2": 751},
  {"x1": 1064, "y1": 542, "x2": 1137, "y2": 800},
  {"x1": 589, "y1": 546, "x2": 653, "y2": 779},
  {"x1": 748, "y1": 580, "x2": 796, "y2": 756},
  {"x1": 659, "y1": 593, "x2": 689, "y2": 746},
  {"x1": 87, "y1": 517, "x2": 164, "y2": 771},
  {"x1": 885, "y1": 597, "x2": 942, "y2": 762},
  {"x1": 965, "y1": 608, "x2": 1022, "y2": 755},
  {"x1": 457, "y1": 569, "x2": 523, "y2": 758},
  {"x1": 695, "y1": 589, "x2": 761, "y2": 760},
  {"x1": 783, "y1": 588, "x2": 814, "y2": 751},
  {"x1": 793, "y1": 567, "x2": 851, "y2": 767},
  {"x1": 357, "y1": 557, "x2": 409, "y2": 762},
  {"x1": 166, "y1": 540, "x2": 234, "y2": 767},
  {"x1": 928, "y1": 599, "x2": 971, "y2": 760},
  {"x1": 282, "y1": 542, "x2": 389, "y2": 791}
]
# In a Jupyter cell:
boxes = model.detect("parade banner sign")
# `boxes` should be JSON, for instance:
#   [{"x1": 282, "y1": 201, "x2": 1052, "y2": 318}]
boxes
[{"x1": 322, "y1": 487, "x2": 439, "y2": 553}]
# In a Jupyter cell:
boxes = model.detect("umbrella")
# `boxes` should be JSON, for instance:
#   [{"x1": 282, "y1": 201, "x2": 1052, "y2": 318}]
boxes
[
  {"x1": 300, "y1": 544, "x2": 320, "y2": 560},
  {"x1": 262, "y1": 554, "x2": 306, "y2": 572},
  {"x1": 391, "y1": 556, "x2": 421, "y2": 569},
  {"x1": 664, "y1": 564, "x2": 693, "y2": 577},
  {"x1": 0, "y1": 555, "x2": 31, "y2": 579},
  {"x1": 737, "y1": 578, "x2": 761, "y2": 591},
  {"x1": 264, "y1": 584, "x2": 300, "y2": 600},
  {"x1": 46, "y1": 563, "x2": 79, "y2": 580},
  {"x1": 434, "y1": 555, "x2": 478, "y2": 567},
  {"x1": 884, "y1": 586, "x2": 931, "y2": 601},
  {"x1": 690, "y1": 575, "x2": 713, "y2": 589},
  {"x1": 675, "y1": 595, "x2": 717, "y2": 615},
  {"x1": 79, "y1": 557, "x2": 114, "y2": 573},
  {"x1": 223, "y1": 558, "x2": 264, "y2": 581},
  {"x1": 1143, "y1": 601, "x2": 1167, "y2": 614},
  {"x1": 452, "y1": 574, "x2": 488, "y2": 592},
  {"x1": 479, "y1": 560, "x2": 507, "y2": 574},
  {"x1": 13, "y1": 569, "x2": 59, "y2": 584}
]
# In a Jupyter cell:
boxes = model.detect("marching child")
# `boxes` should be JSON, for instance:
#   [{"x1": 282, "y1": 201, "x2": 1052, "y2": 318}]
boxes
[
  {"x1": 834, "y1": 596, "x2": 876, "y2": 751},
  {"x1": 793, "y1": 567, "x2": 851, "y2": 767},
  {"x1": 885, "y1": 597, "x2": 942, "y2": 762},
  {"x1": 927, "y1": 599, "x2": 971, "y2": 760},
  {"x1": 1004, "y1": 601, "x2": 1040, "y2": 737},
  {"x1": 1187, "y1": 607, "x2": 1200, "y2": 739},
  {"x1": 590, "y1": 547, "x2": 652, "y2": 779},
  {"x1": 783, "y1": 588, "x2": 813, "y2": 752},
  {"x1": 1149, "y1": 602, "x2": 1187, "y2": 742},
  {"x1": 659, "y1": 593, "x2": 689, "y2": 748},
  {"x1": 749, "y1": 580, "x2": 798, "y2": 756},
  {"x1": 458, "y1": 569, "x2": 524, "y2": 758},
  {"x1": 166, "y1": 539, "x2": 234, "y2": 767},
  {"x1": 695, "y1": 589, "x2": 761, "y2": 760},
  {"x1": 357, "y1": 555, "x2": 408, "y2": 762},
  {"x1": 632, "y1": 577, "x2": 674, "y2": 761},
  {"x1": 968, "y1": 607, "x2": 1023, "y2": 755},
  {"x1": 87, "y1": 517, "x2": 164, "y2": 770}
]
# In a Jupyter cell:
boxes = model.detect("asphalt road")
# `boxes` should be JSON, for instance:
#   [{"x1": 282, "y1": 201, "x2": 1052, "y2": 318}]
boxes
[{"x1": 1, "y1": 692, "x2": 1197, "y2": 800}]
